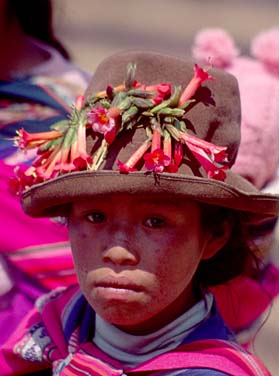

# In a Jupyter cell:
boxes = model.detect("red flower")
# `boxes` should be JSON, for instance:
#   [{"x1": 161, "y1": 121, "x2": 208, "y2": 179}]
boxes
[
  {"x1": 146, "y1": 83, "x2": 172, "y2": 105},
  {"x1": 179, "y1": 132, "x2": 228, "y2": 164},
  {"x1": 70, "y1": 123, "x2": 93, "y2": 169},
  {"x1": 144, "y1": 148, "x2": 170, "y2": 173},
  {"x1": 187, "y1": 143, "x2": 228, "y2": 181},
  {"x1": 36, "y1": 146, "x2": 62, "y2": 180},
  {"x1": 8, "y1": 165, "x2": 40, "y2": 195},
  {"x1": 117, "y1": 140, "x2": 151, "y2": 173},
  {"x1": 174, "y1": 141, "x2": 183, "y2": 167},
  {"x1": 117, "y1": 160, "x2": 137, "y2": 173},
  {"x1": 135, "y1": 82, "x2": 171, "y2": 105},
  {"x1": 165, "y1": 163, "x2": 178, "y2": 173},
  {"x1": 15, "y1": 128, "x2": 62, "y2": 150},
  {"x1": 179, "y1": 64, "x2": 214, "y2": 106}
]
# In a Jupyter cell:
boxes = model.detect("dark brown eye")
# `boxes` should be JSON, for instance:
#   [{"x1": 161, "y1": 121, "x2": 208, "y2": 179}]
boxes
[
  {"x1": 144, "y1": 217, "x2": 165, "y2": 229},
  {"x1": 86, "y1": 212, "x2": 106, "y2": 224}
]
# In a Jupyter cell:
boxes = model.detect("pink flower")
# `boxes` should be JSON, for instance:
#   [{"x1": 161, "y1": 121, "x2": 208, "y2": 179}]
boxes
[
  {"x1": 179, "y1": 132, "x2": 228, "y2": 181},
  {"x1": 87, "y1": 106, "x2": 116, "y2": 134},
  {"x1": 179, "y1": 132, "x2": 228, "y2": 164},
  {"x1": 179, "y1": 64, "x2": 214, "y2": 106},
  {"x1": 144, "y1": 148, "x2": 170, "y2": 173},
  {"x1": 187, "y1": 143, "x2": 228, "y2": 181}
]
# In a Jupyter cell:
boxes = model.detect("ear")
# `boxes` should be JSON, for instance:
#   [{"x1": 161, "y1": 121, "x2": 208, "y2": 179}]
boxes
[{"x1": 201, "y1": 220, "x2": 232, "y2": 260}]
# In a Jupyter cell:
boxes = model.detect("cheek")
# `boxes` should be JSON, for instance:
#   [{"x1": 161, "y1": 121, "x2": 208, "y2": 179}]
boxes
[
  {"x1": 151, "y1": 234, "x2": 204, "y2": 292},
  {"x1": 69, "y1": 224, "x2": 97, "y2": 280}
]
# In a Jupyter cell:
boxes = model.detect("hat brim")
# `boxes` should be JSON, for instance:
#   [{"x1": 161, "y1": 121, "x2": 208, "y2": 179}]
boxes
[{"x1": 21, "y1": 170, "x2": 279, "y2": 218}]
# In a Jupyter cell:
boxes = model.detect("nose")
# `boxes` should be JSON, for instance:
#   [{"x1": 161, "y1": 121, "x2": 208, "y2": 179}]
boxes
[
  {"x1": 102, "y1": 223, "x2": 139, "y2": 266},
  {"x1": 102, "y1": 243, "x2": 138, "y2": 266}
]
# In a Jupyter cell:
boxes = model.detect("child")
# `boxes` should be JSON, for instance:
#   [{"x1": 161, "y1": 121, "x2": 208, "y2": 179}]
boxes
[{"x1": 1, "y1": 51, "x2": 278, "y2": 375}]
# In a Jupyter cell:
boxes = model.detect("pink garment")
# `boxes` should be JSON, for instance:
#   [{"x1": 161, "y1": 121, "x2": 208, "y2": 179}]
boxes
[
  {"x1": 228, "y1": 57, "x2": 279, "y2": 189},
  {"x1": 0, "y1": 285, "x2": 271, "y2": 376},
  {"x1": 192, "y1": 28, "x2": 279, "y2": 189},
  {"x1": 0, "y1": 37, "x2": 89, "y2": 285},
  {"x1": 211, "y1": 264, "x2": 279, "y2": 332},
  {"x1": 0, "y1": 39, "x2": 88, "y2": 344},
  {"x1": 0, "y1": 161, "x2": 69, "y2": 252}
]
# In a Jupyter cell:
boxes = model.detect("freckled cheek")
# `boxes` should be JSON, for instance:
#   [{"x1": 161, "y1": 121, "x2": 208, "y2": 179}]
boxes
[
  {"x1": 70, "y1": 227, "x2": 102, "y2": 279},
  {"x1": 150, "y1": 238, "x2": 200, "y2": 290}
]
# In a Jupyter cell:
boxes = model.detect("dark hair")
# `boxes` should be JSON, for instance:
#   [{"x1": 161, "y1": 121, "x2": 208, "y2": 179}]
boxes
[
  {"x1": 196, "y1": 205, "x2": 261, "y2": 287},
  {"x1": 7, "y1": 0, "x2": 70, "y2": 60}
]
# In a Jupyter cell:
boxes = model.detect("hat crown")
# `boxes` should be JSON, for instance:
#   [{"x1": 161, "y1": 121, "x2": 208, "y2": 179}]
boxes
[
  {"x1": 85, "y1": 51, "x2": 241, "y2": 172},
  {"x1": 13, "y1": 51, "x2": 279, "y2": 218}
]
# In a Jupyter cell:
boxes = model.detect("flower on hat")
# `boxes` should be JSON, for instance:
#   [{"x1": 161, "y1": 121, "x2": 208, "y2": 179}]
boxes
[
  {"x1": 8, "y1": 165, "x2": 39, "y2": 195},
  {"x1": 144, "y1": 149, "x2": 170, "y2": 173},
  {"x1": 87, "y1": 106, "x2": 115, "y2": 134},
  {"x1": 179, "y1": 64, "x2": 214, "y2": 106},
  {"x1": 134, "y1": 82, "x2": 172, "y2": 105},
  {"x1": 15, "y1": 128, "x2": 62, "y2": 150},
  {"x1": 11, "y1": 62, "x2": 229, "y2": 195}
]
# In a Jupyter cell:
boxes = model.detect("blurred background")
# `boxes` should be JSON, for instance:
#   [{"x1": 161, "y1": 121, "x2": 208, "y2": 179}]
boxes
[{"x1": 53, "y1": 0, "x2": 279, "y2": 73}]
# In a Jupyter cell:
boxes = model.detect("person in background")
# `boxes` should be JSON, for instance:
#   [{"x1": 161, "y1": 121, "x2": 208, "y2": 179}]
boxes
[
  {"x1": 0, "y1": 0, "x2": 89, "y2": 344},
  {"x1": 192, "y1": 27, "x2": 279, "y2": 374}
]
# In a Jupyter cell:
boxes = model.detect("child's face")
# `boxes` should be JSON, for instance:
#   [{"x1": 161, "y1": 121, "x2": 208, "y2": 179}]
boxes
[{"x1": 69, "y1": 194, "x2": 213, "y2": 334}]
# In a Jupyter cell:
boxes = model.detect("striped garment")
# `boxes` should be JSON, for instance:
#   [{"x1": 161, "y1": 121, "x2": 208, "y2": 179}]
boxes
[{"x1": 0, "y1": 285, "x2": 271, "y2": 376}]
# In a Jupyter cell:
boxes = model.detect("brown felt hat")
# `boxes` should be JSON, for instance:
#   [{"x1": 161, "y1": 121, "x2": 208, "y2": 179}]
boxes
[{"x1": 18, "y1": 51, "x2": 279, "y2": 218}]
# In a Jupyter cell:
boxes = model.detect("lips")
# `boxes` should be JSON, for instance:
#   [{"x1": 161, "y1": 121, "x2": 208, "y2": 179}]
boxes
[{"x1": 93, "y1": 275, "x2": 143, "y2": 292}]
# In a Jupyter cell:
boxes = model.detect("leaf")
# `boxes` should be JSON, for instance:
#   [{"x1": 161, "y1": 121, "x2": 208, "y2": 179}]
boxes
[
  {"x1": 62, "y1": 126, "x2": 77, "y2": 149},
  {"x1": 165, "y1": 124, "x2": 180, "y2": 141},
  {"x1": 131, "y1": 97, "x2": 154, "y2": 109},
  {"x1": 126, "y1": 89, "x2": 154, "y2": 98},
  {"x1": 111, "y1": 91, "x2": 127, "y2": 107},
  {"x1": 50, "y1": 120, "x2": 68, "y2": 131},
  {"x1": 141, "y1": 111, "x2": 154, "y2": 117},
  {"x1": 179, "y1": 121, "x2": 187, "y2": 132},
  {"x1": 87, "y1": 95, "x2": 102, "y2": 107},
  {"x1": 146, "y1": 127, "x2": 153, "y2": 139},
  {"x1": 164, "y1": 116, "x2": 174, "y2": 124},
  {"x1": 179, "y1": 98, "x2": 196, "y2": 109},
  {"x1": 126, "y1": 118, "x2": 138, "y2": 130},
  {"x1": 150, "y1": 99, "x2": 172, "y2": 114},
  {"x1": 157, "y1": 108, "x2": 185, "y2": 117},
  {"x1": 38, "y1": 137, "x2": 63, "y2": 152},
  {"x1": 168, "y1": 85, "x2": 182, "y2": 107},
  {"x1": 118, "y1": 97, "x2": 132, "y2": 111},
  {"x1": 122, "y1": 105, "x2": 138, "y2": 125},
  {"x1": 99, "y1": 99, "x2": 111, "y2": 109}
]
